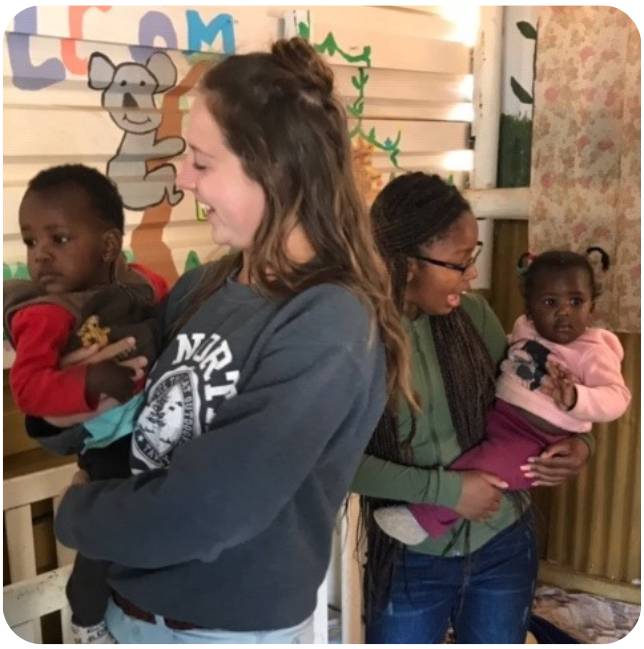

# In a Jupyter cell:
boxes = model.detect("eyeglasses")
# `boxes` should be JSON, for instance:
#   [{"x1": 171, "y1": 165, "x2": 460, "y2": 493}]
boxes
[{"x1": 409, "y1": 241, "x2": 483, "y2": 275}]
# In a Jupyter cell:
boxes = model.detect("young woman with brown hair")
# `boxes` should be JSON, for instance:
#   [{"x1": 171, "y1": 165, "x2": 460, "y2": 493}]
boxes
[{"x1": 52, "y1": 38, "x2": 414, "y2": 643}]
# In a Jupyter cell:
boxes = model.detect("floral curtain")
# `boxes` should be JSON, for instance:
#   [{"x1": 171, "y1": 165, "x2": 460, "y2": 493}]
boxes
[{"x1": 530, "y1": 7, "x2": 640, "y2": 332}]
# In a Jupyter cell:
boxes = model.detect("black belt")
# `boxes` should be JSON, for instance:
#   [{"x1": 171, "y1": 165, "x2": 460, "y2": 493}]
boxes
[{"x1": 112, "y1": 590, "x2": 203, "y2": 630}]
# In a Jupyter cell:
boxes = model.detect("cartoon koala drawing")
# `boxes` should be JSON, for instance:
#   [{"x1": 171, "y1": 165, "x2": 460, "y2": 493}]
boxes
[{"x1": 88, "y1": 51, "x2": 185, "y2": 210}]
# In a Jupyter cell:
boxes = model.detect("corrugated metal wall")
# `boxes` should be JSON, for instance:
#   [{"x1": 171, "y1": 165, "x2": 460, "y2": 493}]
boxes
[
  {"x1": 545, "y1": 332, "x2": 640, "y2": 585},
  {"x1": 489, "y1": 219, "x2": 640, "y2": 588}
]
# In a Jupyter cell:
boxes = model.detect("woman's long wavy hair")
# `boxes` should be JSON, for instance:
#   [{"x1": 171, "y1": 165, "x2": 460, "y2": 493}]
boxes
[
  {"x1": 172, "y1": 37, "x2": 416, "y2": 410},
  {"x1": 360, "y1": 172, "x2": 499, "y2": 619}
]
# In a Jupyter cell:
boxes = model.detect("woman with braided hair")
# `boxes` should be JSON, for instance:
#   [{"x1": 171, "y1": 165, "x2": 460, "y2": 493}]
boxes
[
  {"x1": 375, "y1": 247, "x2": 630, "y2": 547},
  {"x1": 352, "y1": 172, "x2": 594, "y2": 644},
  {"x1": 48, "y1": 37, "x2": 415, "y2": 642}
]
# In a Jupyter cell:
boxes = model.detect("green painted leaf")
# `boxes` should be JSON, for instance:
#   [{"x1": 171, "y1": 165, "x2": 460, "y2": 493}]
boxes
[
  {"x1": 2, "y1": 262, "x2": 30, "y2": 279},
  {"x1": 510, "y1": 76, "x2": 533, "y2": 104},
  {"x1": 311, "y1": 32, "x2": 398, "y2": 169},
  {"x1": 297, "y1": 22, "x2": 310, "y2": 40},
  {"x1": 516, "y1": 21, "x2": 537, "y2": 40},
  {"x1": 184, "y1": 250, "x2": 202, "y2": 272}
]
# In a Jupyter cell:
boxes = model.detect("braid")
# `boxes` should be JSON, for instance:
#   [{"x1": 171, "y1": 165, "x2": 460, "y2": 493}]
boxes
[
  {"x1": 361, "y1": 172, "x2": 494, "y2": 620},
  {"x1": 372, "y1": 173, "x2": 469, "y2": 259},
  {"x1": 360, "y1": 411, "x2": 410, "y2": 619},
  {"x1": 430, "y1": 310, "x2": 496, "y2": 452}
]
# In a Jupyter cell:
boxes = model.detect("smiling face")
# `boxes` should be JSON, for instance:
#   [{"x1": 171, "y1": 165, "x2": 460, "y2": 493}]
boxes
[
  {"x1": 19, "y1": 188, "x2": 118, "y2": 294},
  {"x1": 104, "y1": 65, "x2": 161, "y2": 134},
  {"x1": 404, "y1": 211, "x2": 480, "y2": 315},
  {"x1": 176, "y1": 94, "x2": 267, "y2": 252},
  {"x1": 526, "y1": 267, "x2": 594, "y2": 344}
]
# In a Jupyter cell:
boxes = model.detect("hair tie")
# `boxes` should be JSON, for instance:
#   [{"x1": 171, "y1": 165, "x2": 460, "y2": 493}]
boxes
[
  {"x1": 517, "y1": 251, "x2": 536, "y2": 275},
  {"x1": 586, "y1": 246, "x2": 610, "y2": 272}
]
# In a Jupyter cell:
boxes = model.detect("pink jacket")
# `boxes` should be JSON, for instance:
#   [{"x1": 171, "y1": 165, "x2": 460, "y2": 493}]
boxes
[{"x1": 496, "y1": 316, "x2": 631, "y2": 432}]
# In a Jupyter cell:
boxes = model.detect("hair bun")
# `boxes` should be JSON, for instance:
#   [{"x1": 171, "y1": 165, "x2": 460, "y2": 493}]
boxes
[{"x1": 271, "y1": 37, "x2": 334, "y2": 97}]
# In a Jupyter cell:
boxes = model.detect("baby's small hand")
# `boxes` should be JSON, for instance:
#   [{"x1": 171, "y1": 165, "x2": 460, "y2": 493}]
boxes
[{"x1": 541, "y1": 361, "x2": 577, "y2": 411}]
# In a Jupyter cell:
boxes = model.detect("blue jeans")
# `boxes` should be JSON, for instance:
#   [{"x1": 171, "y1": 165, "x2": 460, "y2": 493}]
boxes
[
  {"x1": 366, "y1": 515, "x2": 538, "y2": 644},
  {"x1": 105, "y1": 598, "x2": 315, "y2": 644}
]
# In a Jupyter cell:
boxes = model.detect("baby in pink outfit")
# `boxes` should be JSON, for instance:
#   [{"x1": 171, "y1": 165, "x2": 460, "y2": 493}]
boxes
[{"x1": 376, "y1": 249, "x2": 631, "y2": 545}]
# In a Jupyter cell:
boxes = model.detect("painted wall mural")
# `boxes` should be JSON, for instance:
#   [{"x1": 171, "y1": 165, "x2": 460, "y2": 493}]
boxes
[
  {"x1": 298, "y1": 16, "x2": 402, "y2": 168},
  {"x1": 5, "y1": 6, "x2": 471, "y2": 292},
  {"x1": 88, "y1": 51, "x2": 185, "y2": 210},
  {"x1": 498, "y1": 7, "x2": 538, "y2": 188},
  {"x1": 128, "y1": 57, "x2": 213, "y2": 282},
  {"x1": 5, "y1": 6, "x2": 238, "y2": 285},
  {"x1": 6, "y1": 6, "x2": 235, "y2": 89}
]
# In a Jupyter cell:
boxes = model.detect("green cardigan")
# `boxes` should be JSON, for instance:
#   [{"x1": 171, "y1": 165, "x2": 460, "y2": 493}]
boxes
[{"x1": 352, "y1": 292, "x2": 593, "y2": 556}]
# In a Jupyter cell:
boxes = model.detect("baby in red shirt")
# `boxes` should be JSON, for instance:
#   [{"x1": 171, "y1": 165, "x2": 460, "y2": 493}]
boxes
[{"x1": 3, "y1": 163, "x2": 168, "y2": 643}]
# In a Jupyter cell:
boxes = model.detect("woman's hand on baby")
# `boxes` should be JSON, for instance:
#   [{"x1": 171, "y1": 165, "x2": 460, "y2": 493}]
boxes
[
  {"x1": 60, "y1": 337, "x2": 136, "y2": 367},
  {"x1": 521, "y1": 437, "x2": 590, "y2": 487},
  {"x1": 454, "y1": 470, "x2": 509, "y2": 522},
  {"x1": 540, "y1": 361, "x2": 577, "y2": 410},
  {"x1": 117, "y1": 356, "x2": 148, "y2": 382},
  {"x1": 85, "y1": 361, "x2": 138, "y2": 404}
]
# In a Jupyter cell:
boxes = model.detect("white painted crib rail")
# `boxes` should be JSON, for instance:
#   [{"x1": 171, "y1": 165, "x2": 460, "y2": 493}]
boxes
[
  {"x1": 3, "y1": 463, "x2": 77, "y2": 643},
  {"x1": 3, "y1": 464, "x2": 366, "y2": 644}
]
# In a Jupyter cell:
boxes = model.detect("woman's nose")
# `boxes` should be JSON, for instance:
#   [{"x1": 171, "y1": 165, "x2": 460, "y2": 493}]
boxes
[{"x1": 464, "y1": 262, "x2": 479, "y2": 282}]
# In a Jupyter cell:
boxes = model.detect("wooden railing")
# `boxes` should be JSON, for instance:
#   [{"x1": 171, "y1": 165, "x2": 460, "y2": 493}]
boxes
[{"x1": 3, "y1": 463, "x2": 77, "y2": 642}]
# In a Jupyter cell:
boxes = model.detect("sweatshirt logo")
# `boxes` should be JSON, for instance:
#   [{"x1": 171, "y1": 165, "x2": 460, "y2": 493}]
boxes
[
  {"x1": 132, "y1": 332, "x2": 240, "y2": 470},
  {"x1": 132, "y1": 367, "x2": 200, "y2": 469}
]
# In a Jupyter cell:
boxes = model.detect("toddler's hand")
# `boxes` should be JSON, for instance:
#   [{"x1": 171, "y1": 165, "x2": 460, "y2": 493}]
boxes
[
  {"x1": 86, "y1": 361, "x2": 137, "y2": 405},
  {"x1": 540, "y1": 361, "x2": 577, "y2": 411}
]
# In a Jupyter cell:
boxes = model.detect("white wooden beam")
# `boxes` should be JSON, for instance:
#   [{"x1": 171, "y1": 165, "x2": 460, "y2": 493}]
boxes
[
  {"x1": 341, "y1": 494, "x2": 364, "y2": 644},
  {"x1": 471, "y1": 6, "x2": 504, "y2": 189},
  {"x1": 464, "y1": 187, "x2": 530, "y2": 220}
]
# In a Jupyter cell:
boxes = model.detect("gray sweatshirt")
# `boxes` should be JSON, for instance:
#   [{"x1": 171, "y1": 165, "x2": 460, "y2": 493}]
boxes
[{"x1": 55, "y1": 265, "x2": 387, "y2": 631}]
